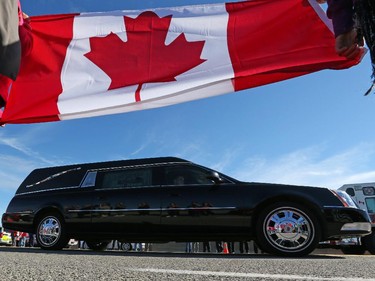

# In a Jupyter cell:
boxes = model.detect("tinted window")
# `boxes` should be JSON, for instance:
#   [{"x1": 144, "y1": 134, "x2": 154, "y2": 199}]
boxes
[
  {"x1": 98, "y1": 168, "x2": 152, "y2": 189},
  {"x1": 163, "y1": 165, "x2": 214, "y2": 185},
  {"x1": 81, "y1": 171, "x2": 97, "y2": 187},
  {"x1": 365, "y1": 198, "x2": 375, "y2": 214}
]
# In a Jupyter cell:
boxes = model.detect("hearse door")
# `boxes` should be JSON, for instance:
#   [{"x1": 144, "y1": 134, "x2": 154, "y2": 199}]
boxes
[
  {"x1": 90, "y1": 167, "x2": 161, "y2": 238},
  {"x1": 159, "y1": 165, "x2": 249, "y2": 238}
]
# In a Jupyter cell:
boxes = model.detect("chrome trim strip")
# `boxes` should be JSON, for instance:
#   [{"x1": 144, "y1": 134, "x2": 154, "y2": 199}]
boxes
[
  {"x1": 4, "y1": 211, "x2": 34, "y2": 215},
  {"x1": 68, "y1": 208, "x2": 160, "y2": 213},
  {"x1": 68, "y1": 207, "x2": 237, "y2": 213},
  {"x1": 94, "y1": 186, "x2": 158, "y2": 191},
  {"x1": 87, "y1": 161, "x2": 188, "y2": 173},
  {"x1": 323, "y1": 205, "x2": 352, "y2": 209},
  {"x1": 159, "y1": 207, "x2": 237, "y2": 212},
  {"x1": 17, "y1": 186, "x2": 80, "y2": 196}
]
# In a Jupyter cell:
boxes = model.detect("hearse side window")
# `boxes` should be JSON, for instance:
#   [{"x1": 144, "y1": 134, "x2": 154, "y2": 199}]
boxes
[
  {"x1": 98, "y1": 168, "x2": 152, "y2": 189},
  {"x1": 81, "y1": 171, "x2": 97, "y2": 187},
  {"x1": 164, "y1": 165, "x2": 215, "y2": 186}
]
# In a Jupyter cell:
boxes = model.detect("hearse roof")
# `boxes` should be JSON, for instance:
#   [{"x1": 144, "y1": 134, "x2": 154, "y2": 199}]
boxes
[{"x1": 16, "y1": 157, "x2": 189, "y2": 194}]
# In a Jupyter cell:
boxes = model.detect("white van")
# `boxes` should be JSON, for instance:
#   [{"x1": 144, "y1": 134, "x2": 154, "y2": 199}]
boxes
[{"x1": 339, "y1": 183, "x2": 375, "y2": 254}]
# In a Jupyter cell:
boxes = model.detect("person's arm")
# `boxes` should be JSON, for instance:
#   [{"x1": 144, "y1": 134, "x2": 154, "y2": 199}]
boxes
[
  {"x1": 327, "y1": 0, "x2": 355, "y2": 36},
  {"x1": 326, "y1": 0, "x2": 363, "y2": 59}
]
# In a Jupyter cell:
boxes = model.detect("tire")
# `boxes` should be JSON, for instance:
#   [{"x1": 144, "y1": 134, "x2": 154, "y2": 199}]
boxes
[
  {"x1": 362, "y1": 231, "x2": 375, "y2": 255},
  {"x1": 121, "y1": 242, "x2": 132, "y2": 252},
  {"x1": 86, "y1": 241, "x2": 110, "y2": 251},
  {"x1": 256, "y1": 202, "x2": 321, "y2": 257},
  {"x1": 341, "y1": 245, "x2": 367, "y2": 255},
  {"x1": 36, "y1": 213, "x2": 68, "y2": 250}
]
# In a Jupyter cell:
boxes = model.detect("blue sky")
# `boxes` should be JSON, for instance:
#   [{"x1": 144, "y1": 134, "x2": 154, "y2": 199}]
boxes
[{"x1": 1, "y1": 0, "x2": 375, "y2": 222}]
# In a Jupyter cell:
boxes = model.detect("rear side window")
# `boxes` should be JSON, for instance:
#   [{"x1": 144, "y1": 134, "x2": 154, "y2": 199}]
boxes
[
  {"x1": 81, "y1": 171, "x2": 97, "y2": 187},
  {"x1": 98, "y1": 168, "x2": 152, "y2": 189},
  {"x1": 163, "y1": 165, "x2": 215, "y2": 186}
]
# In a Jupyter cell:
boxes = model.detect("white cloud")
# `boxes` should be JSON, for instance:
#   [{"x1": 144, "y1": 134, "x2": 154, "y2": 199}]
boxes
[
  {"x1": 227, "y1": 143, "x2": 375, "y2": 189},
  {"x1": 0, "y1": 136, "x2": 58, "y2": 166},
  {"x1": 0, "y1": 127, "x2": 67, "y2": 193},
  {"x1": 132, "y1": 133, "x2": 375, "y2": 190},
  {"x1": 0, "y1": 154, "x2": 38, "y2": 192}
]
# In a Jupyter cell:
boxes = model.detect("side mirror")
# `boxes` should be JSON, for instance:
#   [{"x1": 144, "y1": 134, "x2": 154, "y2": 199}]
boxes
[{"x1": 207, "y1": 172, "x2": 223, "y2": 184}]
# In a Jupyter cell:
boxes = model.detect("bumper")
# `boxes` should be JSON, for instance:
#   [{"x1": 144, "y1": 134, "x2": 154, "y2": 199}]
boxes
[
  {"x1": 340, "y1": 222, "x2": 372, "y2": 236},
  {"x1": 2, "y1": 212, "x2": 34, "y2": 233},
  {"x1": 323, "y1": 206, "x2": 372, "y2": 239}
]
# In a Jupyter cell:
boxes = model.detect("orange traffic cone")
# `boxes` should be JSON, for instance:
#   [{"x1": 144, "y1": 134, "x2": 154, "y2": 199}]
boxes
[{"x1": 223, "y1": 242, "x2": 229, "y2": 254}]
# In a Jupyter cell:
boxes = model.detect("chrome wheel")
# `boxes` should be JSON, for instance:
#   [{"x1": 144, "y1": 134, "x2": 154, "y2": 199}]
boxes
[
  {"x1": 38, "y1": 216, "x2": 61, "y2": 247},
  {"x1": 256, "y1": 202, "x2": 320, "y2": 256},
  {"x1": 36, "y1": 214, "x2": 68, "y2": 250},
  {"x1": 264, "y1": 207, "x2": 313, "y2": 251}
]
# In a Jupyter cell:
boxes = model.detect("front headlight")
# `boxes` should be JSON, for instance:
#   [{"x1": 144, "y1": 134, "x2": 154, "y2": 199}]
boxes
[{"x1": 330, "y1": 189, "x2": 358, "y2": 208}]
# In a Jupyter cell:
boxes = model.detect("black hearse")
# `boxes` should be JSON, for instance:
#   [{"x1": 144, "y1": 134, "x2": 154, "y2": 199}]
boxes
[{"x1": 2, "y1": 157, "x2": 371, "y2": 256}]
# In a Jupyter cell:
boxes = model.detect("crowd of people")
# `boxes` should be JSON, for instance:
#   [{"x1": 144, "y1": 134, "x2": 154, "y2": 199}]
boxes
[
  {"x1": 6, "y1": 234, "x2": 262, "y2": 254},
  {"x1": 74, "y1": 240, "x2": 262, "y2": 254},
  {"x1": 7, "y1": 231, "x2": 34, "y2": 247},
  {"x1": 185, "y1": 241, "x2": 261, "y2": 254}
]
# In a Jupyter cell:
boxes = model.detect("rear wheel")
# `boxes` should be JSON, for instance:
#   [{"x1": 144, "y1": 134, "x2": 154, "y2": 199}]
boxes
[
  {"x1": 36, "y1": 213, "x2": 68, "y2": 250},
  {"x1": 256, "y1": 202, "x2": 321, "y2": 257}
]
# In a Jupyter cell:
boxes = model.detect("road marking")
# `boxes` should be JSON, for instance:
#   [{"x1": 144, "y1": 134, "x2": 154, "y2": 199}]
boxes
[{"x1": 129, "y1": 268, "x2": 375, "y2": 281}]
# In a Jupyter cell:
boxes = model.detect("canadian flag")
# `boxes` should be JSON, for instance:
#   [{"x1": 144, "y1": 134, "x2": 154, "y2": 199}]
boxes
[{"x1": 0, "y1": 0, "x2": 361, "y2": 125}]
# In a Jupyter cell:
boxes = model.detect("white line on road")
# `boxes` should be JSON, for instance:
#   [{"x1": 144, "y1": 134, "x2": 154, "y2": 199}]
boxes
[{"x1": 128, "y1": 268, "x2": 375, "y2": 281}]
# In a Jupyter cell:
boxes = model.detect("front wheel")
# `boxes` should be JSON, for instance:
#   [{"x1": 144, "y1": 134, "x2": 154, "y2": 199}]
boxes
[
  {"x1": 256, "y1": 202, "x2": 321, "y2": 257},
  {"x1": 36, "y1": 213, "x2": 68, "y2": 250}
]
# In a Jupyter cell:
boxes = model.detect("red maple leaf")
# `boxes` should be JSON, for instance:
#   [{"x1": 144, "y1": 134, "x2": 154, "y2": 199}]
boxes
[{"x1": 84, "y1": 11, "x2": 206, "y2": 102}]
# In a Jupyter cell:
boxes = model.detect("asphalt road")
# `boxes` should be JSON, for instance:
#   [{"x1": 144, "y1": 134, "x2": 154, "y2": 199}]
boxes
[{"x1": 1, "y1": 247, "x2": 375, "y2": 281}]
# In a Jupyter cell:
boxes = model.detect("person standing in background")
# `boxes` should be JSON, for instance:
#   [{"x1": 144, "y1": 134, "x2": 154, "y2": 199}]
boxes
[
  {"x1": 202, "y1": 241, "x2": 211, "y2": 252},
  {"x1": 239, "y1": 241, "x2": 249, "y2": 254}
]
